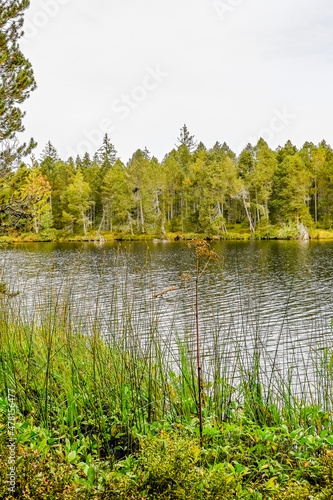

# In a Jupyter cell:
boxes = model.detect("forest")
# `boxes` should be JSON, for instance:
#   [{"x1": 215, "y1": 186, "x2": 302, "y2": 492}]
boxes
[{"x1": 1, "y1": 126, "x2": 333, "y2": 240}]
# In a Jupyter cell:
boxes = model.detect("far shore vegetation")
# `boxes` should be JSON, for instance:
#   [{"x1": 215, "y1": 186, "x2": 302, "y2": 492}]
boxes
[
  {"x1": 2, "y1": 225, "x2": 333, "y2": 244},
  {"x1": 2, "y1": 134, "x2": 333, "y2": 244}
]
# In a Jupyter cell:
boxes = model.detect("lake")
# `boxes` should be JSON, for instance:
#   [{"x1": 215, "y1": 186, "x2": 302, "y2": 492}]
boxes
[{"x1": 1, "y1": 240, "x2": 333, "y2": 399}]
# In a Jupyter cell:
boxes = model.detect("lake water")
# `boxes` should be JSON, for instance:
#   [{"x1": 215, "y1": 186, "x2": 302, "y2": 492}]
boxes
[{"x1": 1, "y1": 240, "x2": 333, "y2": 400}]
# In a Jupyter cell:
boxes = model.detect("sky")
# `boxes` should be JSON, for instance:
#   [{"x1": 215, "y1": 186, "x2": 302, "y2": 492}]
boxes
[{"x1": 19, "y1": 0, "x2": 333, "y2": 163}]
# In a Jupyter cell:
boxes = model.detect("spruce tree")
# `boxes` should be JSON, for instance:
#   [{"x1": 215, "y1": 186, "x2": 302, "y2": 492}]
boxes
[
  {"x1": 40, "y1": 142, "x2": 59, "y2": 177},
  {"x1": 98, "y1": 133, "x2": 118, "y2": 174},
  {"x1": 177, "y1": 124, "x2": 197, "y2": 153}
]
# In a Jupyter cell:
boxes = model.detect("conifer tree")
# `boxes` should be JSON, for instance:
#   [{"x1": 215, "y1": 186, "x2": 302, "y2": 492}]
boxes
[
  {"x1": 98, "y1": 133, "x2": 118, "y2": 174},
  {"x1": 279, "y1": 153, "x2": 312, "y2": 225},
  {"x1": 40, "y1": 142, "x2": 59, "y2": 178},
  {"x1": 0, "y1": 0, "x2": 36, "y2": 173},
  {"x1": 101, "y1": 160, "x2": 132, "y2": 233},
  {"x1": 177, "y1": 124, "x2": 197, "y2": 153},
  {"x1": 252, "y1": 139, "x2": 277, "y2": 222}
]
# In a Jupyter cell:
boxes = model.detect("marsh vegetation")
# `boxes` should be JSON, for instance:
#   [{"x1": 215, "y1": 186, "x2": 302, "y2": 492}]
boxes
[{"x1": 1, "y1": 241, "x2": 333, "y2": 498}]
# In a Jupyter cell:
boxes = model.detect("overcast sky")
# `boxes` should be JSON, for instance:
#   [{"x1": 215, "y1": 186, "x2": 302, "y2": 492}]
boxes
[{"x1": 19, "y1": 0, "x2": 333, "y2": 163}]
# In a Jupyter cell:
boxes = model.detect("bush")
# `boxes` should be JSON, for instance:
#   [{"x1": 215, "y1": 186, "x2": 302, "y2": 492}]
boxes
[
  {"x1": 103, "y1": 431, "x2": 240, "y2": 499},
  {"x1": 0, "y1": 444, "x2": 89, "y2": 500}
]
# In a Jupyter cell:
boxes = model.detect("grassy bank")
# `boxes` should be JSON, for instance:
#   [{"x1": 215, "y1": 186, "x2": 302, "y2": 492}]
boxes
[
  {"x1": 1, "y1": 269, "x2": 333, "y2": 499},
  {"x1": 1, "y1": 223, "x2": 333, "y2": 244}
]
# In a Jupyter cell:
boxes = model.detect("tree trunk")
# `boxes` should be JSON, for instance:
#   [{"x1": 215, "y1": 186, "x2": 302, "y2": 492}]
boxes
[
  {"x1": 158, "y1": 198, "x2": 165, "y2": 235},
  {"x1": 161, "y1": 215, "x2": 165, "y2": 235},
  {"x1": 314, "y1": 178, "x2": 318, "y2": 224},
  {"x1": 128, "y1": 213, "x2": 134, "y2": 235},
  {"x1": 242, "y1": 194, "x2": 255, "y2": 233},
  {"x1": 181, "y1": 193, "x2": 184, "y2": 231},
  {"x1": 82, "y1": 211, "x2": 87, "y2": 235},
  {"x1": 140, "y1": 197, "x2": 145, "y2": 233},
  {"x1": 34, "y1": 213, "x2": 39, "y2": 234},
  {"x1": 98, "y1": 210, "x2": 105, "y2": 232}
]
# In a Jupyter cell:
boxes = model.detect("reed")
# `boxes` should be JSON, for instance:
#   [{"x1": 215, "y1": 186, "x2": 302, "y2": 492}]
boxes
[
  {"x1": 1, "y1": 245, "x2": 333, "y2": 499},
  {"x1": 0, "y1": 253, "x2": 332, "y2": 441}
]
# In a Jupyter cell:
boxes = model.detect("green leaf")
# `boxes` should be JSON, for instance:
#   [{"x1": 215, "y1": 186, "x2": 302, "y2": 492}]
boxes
[
  {"x1": 65, "y1": 438, "x2": 71, "y2": 452},
  {"x1": 87, "y1": 466, "x2": 95, "y2": 485},
  {"x1": 38, "y1": 439, "x2": 48, "y2": 451},
  {"x1": 326, "y1": 436, "x2": 333, "y2": 445},
  {"x1": 227, "y1": 463, "x2": 235, "y2": 473},
  {"x1": 115, "y1": 432, "x2": 126, "y2": 438},
  {"x1": 265, "y1": 476, "x2": 278, "y2": 489},
  {"x1": 235, "y1": 463, "x2": 245, "y2": 474},
  {"x1": 67, "y1": 450, "x2": 77, "y2": 463}
]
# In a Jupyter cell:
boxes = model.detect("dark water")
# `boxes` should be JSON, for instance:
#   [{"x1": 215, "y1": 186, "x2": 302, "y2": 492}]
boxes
[{"x1": 1, "y1": 240, "x2": 333, "y2": 396}]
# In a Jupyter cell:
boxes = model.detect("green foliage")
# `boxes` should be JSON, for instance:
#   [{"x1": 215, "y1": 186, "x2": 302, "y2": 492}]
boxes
[
  {"x1": 3, "y1": 134, "x2": 333, "y2": 239},
  {"x1": 1, "y1": 418, "x2": 332, "y2": 499},
  {"x1": 101, "y1": 159, "x2": 132, "y2": 232},
  {"x1": 62, "y1": 170, "x2": 91, "y2": 234}
]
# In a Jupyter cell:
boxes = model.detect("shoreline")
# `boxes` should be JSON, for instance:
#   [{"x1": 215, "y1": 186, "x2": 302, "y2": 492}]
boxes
[{"x1": 1, "y1": 229, "x2": 333, "y2": 244}]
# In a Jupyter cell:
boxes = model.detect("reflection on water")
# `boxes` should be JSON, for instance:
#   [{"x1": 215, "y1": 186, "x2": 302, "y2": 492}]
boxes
[{"x1": 1, "y1": 240, "x2": 333, "y2": 397}]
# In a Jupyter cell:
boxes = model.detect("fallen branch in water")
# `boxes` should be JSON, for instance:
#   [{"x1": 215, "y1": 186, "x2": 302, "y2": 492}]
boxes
[{"x1": 153, "y1": 286, "x2": 177, "y2": 298}]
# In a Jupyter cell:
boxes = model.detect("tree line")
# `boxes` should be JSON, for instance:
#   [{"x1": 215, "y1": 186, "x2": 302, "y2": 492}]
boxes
[{"x1": 1, "y1": 126, "x2": 333, "y2": 237}]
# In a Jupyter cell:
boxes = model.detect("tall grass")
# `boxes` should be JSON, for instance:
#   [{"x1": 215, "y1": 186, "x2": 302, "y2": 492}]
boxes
[{"x1": 1, "y1": 245, "x2": 333, "y2": 460}]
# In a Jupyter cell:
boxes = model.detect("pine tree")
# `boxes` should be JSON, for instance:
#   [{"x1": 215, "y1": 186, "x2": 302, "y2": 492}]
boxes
[
  {"x1": 127, "y1": 149, "x2": 158, "y2": 234},
  {"x1": 300, "y1": 142, "x2": 327, "y2": 224},
  {"x1": 252, "y1": 139, "x2": 277, "y2": 222},
  {"x1": 195, "y1": 141, "x2": 206, "y2": 153},
  {"x1": 101, "y1": 160, "x2": 132, "y2": 233},
  {"x1": 40, "y1": 142, "x2": 59, "y2": 178},
  {"x1": 0, "y1": 0, "x2": 36, "y2": 173},
  {"x1": 237, "y1": 144, "x2": 255, "y2": 179},
  {"x1": 177, "y1": 124, "x2": 197, "y2": 153},
  {"x1": 80, "y1": 154, "x2": 101, "y2": 227},
  {"x1": 98, "y1": 133, "x2": 118, "y2": 174},
  {"x1": 46, "y1": 160, "x2": 74, "y2": 229},
  {"x1": 81, "y1": 152, "x2": 92, "y2": 171},
  {"x1": 279, "y1": 153, "x2": 312, "y2": 225}
]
